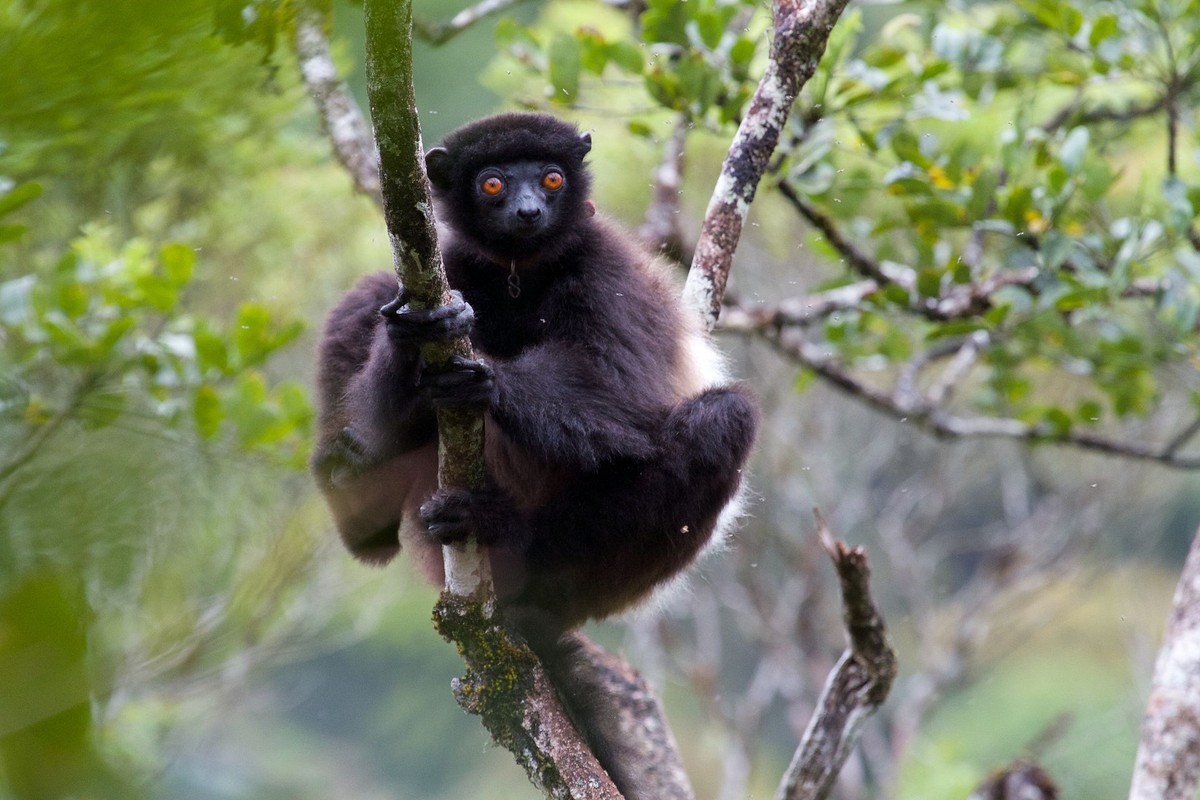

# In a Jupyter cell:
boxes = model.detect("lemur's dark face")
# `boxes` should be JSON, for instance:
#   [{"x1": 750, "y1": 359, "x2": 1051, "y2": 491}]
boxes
[
  {"x1": 425, "y1": 121, "x2": 592, "y2": 260},
  {"x1": 470, "y1": 160, "x2": 568, "y2": 244}
]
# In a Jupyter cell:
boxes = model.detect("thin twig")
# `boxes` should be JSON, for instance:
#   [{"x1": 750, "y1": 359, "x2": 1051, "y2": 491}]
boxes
[
  {"x1": 757, "y1": 326, "x2": 1200, "y2": 469},
  {"x1": 414, "y1": 0, "x2": 531, "y2": 46},
  {"x1": 1164, "y1": 416, "x2": 1200, "y2": 457},
  {"x1": 1040, "y1": 93, "x2": 1170, "y2": 134},
  {"x1": 0, "y1": 372, "x2": 99, "y2": 504},
  {"x1": 924, "y1": 330, "x2": 988, "y2": 408},
  {"x1": 778, "y1": 181, "x2": 893, "y2": 286},
  {"x1": 718, "y1": 281, "x2": 880, "y2": 332}
]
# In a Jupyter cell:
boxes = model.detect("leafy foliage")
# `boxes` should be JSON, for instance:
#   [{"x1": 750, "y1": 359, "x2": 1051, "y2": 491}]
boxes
[
  {"x1": 780, "y1": 0, "x2": 1200, "y2": 433},
  {"x1": 500, "y1": 0, "x2": 1200, "y2": 448},
  {"x1": 497, "y1": 0, "x2": 762, "y2": 127},
  {"x1": 0, "y1": 211, "x2": 311, "y2": 474}
]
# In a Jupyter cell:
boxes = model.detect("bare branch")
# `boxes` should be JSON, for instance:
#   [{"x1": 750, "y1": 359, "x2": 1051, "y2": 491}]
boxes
[
  {"x1": 414, "y1": 0, "x2": 531, "y2": 46},
  {"x1": 433, "y1": 595, "x2": 622, "y2": 799},
  {"x1": 1040, "y1": 93, "x2": 1171, "y2": 134},
  {"x1": 639, "y1": 113, "x2": 691, "y2": 263},
  {"x1": 774, "y1": 511, "x2": 897, "y2": 800},
  {"x1": 1129, "y1": 525, "x2": 1200, "y2": 800},
  {"x1": 293, "y1": 4, "x2": 383, "y2": 207},
  {"x1": 566, "y1": 634, "x2": 695, "y2": 800},
  {"x1": 1165, "y1": 416, "x2": 1200, "y2": 457},
  {"x1": 718, "y1": 280, "x2": 880, "y2": 331},
  {"x1": 751, "y1": 326, "x2": 1200, "y2": 469},
  {"x1": 923, "y1": 331, "x2": 988, "y2": 408},
  {"x1": 777, "y1": 181, "x2": 893, "y2": 286},
  {"x1": 685, "y1": 0, "x2": 854, "y2": 329}
]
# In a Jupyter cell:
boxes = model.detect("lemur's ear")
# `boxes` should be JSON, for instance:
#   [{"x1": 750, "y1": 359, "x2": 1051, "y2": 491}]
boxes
[
  {"x1": 576, "y1": 132, "x2": 592, "y2": 158},
  {"x1": 424, "y1": 147, "x2": 453, "y2": 190}
]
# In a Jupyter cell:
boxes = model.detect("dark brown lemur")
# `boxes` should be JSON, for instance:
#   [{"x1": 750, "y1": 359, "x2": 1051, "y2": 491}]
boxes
[{"x1": 312, "y1": 112, "x2": 758, "y2": 798}]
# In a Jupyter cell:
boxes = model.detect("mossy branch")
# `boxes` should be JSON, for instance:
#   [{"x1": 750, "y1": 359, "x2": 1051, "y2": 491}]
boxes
[
  {"x1": 361, "y1": 0, "x2": 487, "y2": 582},
  {"x1": 359, "y1": 3, "x2": 621, "y2": 796}
]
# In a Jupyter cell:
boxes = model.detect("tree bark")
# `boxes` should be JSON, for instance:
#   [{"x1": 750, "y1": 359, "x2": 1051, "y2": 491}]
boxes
[
  {"x1": 1129, "y1": 525, "x2": 1200, "y2": 800},
  {"x1": 774, "y1": 512, "x2": 897, "y2": 800},
  {"x1": 360, "y1": 3, "x2": 621, "y2": 796},
  {"x1": 684, "y1": 0, "x2": 853, "y2": 329}
]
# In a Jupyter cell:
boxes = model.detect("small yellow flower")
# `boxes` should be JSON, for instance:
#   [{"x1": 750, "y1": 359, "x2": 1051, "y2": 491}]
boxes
[
  {"x1": 928, "y1": 165, "x2": 955, "y2": 190},
  {"x1": 1024, "y1": 209, "x2": 1049, "y2": 235}
]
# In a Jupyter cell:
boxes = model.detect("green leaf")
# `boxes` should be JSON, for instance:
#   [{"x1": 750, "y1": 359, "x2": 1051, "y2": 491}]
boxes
[
  {"x1": 967, "y1": 170, "x2": 999, "y2": 220},
  {"x1": 1041, "y1": 406, "x2": 1073, "y2": 436},
  {"x1": 57, "y1": 282, "x2": 89, "y2": 318},
  {"x1": 548, "y1": 33, "x2": 582, "y2": 102},
  {"x1": 1077, "y1": 399, "x2": 1103, "y2": 424},
  {"x1": 578, "y1": 29, "x2": 609, "y2": 74},
  {"x1": 694, "y1": 9, "x2": 728, "y2": 50},
  {"x1": 95, "y1": 316, "x2": 136, "y2": 356},
  {"x1": 729, "y1": 36, "x2": 756, "y2": 67},
  {"x1": 883, "y1": 284, "x2": 912, "y2": 306},
  {"x1": 160, "y1": 243, "x2": 195, "y2": 286},
  {"x1": 229, "y1": 371, "x2": 277, "y2": 446},
  {"x1": 274, "y1": 381, "x2": 313, "y2": 426},
  {"x1": 1088, "y1": 14, "x2": 1118, "y2": 47},
  {"x1": 642, "y1": 0, "x2": 689, "y2": 45},
  {"x1": 644, "y1": 68, "x2": 682, "y2": 110},
  {"x1": 917, "y1": 268, "x2": 943, "y2": 298},
  {"x1": 608, "y1": 41, "x2": 644, "y2": 74},
  {"x1": 1017, "y1": 0, "x2": 1082, "y2": 34},
  {"x1": 926, "y1": 320, "x2": 988, "y2": 340},
  {"x1": 891, "y1": 129, "x2": 927, "y2": 166},
  {"x1": 194, "y1": 326, "x2": 230, "y2": 374},
  {"x1": 135, "y1": 273, "x2": 178, "y2": 313},
  {"x1": 0, "y1": 181, "x2": 43, "y2": 218},
  {"x1": 909, "y1": 200, "x2": 965, "y2": 228},
  {"x1": 0, "y1": 223, "x2": 28, "y2": 243},
  {"x1": 627, "y1": 119, "x2": 654, "y2": 137},
  {"x1": 676, "y1": 53, "x2": 721, "y2": 113},
  {"x1": 193, "y1": 385, "x2": 222, "y2": 439}
]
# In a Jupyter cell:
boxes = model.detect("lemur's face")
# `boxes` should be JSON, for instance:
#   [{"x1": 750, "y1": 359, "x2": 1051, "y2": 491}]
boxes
[{"x1": 470, "y1": 160, "x2": 568, "y2": 243}]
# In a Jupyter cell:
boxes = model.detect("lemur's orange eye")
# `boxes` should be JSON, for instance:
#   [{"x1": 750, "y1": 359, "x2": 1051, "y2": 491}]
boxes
[
  {"x1": 542, "y1": 171, "x2": 564, "y2": 191},
  {"x1": 481, "y1": 176, "x2": 504, "y2": 196}
]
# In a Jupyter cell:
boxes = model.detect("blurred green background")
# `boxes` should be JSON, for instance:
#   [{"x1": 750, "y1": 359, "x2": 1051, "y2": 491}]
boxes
[{"x1": 2, "y1": 0, "x2": 1199, "y2": 798}]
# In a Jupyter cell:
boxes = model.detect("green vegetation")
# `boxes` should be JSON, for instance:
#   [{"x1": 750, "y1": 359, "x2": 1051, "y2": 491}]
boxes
[{"x1": 1, "y1": 0, "x2": 1197, "y2": 797}]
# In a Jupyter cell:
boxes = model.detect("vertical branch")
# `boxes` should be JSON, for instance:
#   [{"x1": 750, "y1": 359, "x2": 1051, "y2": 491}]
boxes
[
  {"x1": 684, "y1": 0, "x2": 852, "y2": 328},
  {"x1": 361, "y1": 0, "x2": 489, "y2": 593},
  {"x1": 1129, "y1": 525, "x2": 1200, "y2": 800},
  {"x1": 358, "y1": 7, "x2": 628, "y2": 797}
]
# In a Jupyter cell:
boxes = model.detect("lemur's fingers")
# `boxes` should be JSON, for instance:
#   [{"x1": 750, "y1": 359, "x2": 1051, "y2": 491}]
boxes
[
  {"x1": 382, "y1": 289, "x2": 474, "y2": 345},
  {"x1": 420, "y1": 355, "x2": 495, "y2": 407}
]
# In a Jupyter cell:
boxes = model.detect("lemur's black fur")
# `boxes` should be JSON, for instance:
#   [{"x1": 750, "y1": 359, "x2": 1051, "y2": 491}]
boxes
[{"x1": 312, "y1": 114, "x2": 757, "y2": 793}]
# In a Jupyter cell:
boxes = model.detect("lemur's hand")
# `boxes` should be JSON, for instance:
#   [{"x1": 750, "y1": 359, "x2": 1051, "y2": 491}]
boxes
[
  {"x1": 418, "y1": 355, "x2": 496, "y2": 407},
  {"x1": 380, "y1": 289, "x2": 474, "y2": 346}
]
